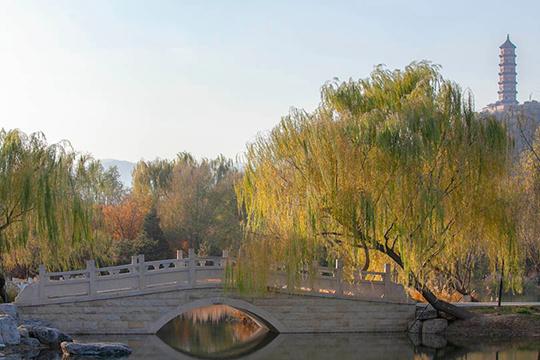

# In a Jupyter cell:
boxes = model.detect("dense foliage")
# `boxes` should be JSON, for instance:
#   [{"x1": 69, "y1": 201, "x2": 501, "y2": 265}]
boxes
[
  {"x1": 517, "y1": 128, "x2": 540, "y2": 277},
  {"x1": 0, "y1": 131, "x2": 242, "y2": 274},
  {"x1": 131, "y1": 153, "x2": 242, "y2": 256},
  {"x1": 235, "y1": 63, "x2": 519, "y2": 316},
  {"x1": 112, "y1": 207, "x2": 171, "y2": 264},
  {"x1": 0, "y1": 129, "x2": 123, "y2": 273}
]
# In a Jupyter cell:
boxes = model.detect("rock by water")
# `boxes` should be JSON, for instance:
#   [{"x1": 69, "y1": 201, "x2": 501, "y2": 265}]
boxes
[
  {"x1": 0, "y1": 315, "x2": 20, "y2": 345},
  {"x1": 61, "y1": 341, "x2": 132, "y2": 357},
  {"x1": 0, "y1": 304, "x2": 18, "y2": 321},
  {"x1": 422, "y1": 333, "x2": 448, "y2": 349},
  {"x1": 407, "y1": 319, "x2": 422, "y2": 333},
  {"x1": 407, "y1": 332, "x2": 422, "y2": 347},
  {"x1": 21, "y1": 319, "x2": 54, "y2": 328},
  {"x1": 22, "y1": 324, "x2": 72, "y2": 347},
  {"x1": 19, "y1": 337, "x2": 40, "y2": 348},
  {"x1": 422, "y1": 318, "x2": 448, "y2": 334},
  {"x1": 17, "y1": 326, "x2": 28, "y2": 338},
  {"x1": 416, "y1": 305, "x2": 438, "y2": 320}
]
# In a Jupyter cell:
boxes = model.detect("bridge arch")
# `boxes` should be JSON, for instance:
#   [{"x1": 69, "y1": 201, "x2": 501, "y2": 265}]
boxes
[{"x1": 148, "y1": 297, "x2": 289, "y2": 334}]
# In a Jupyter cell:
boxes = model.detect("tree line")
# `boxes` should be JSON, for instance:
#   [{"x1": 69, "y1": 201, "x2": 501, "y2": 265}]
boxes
[
  {"x1": 1, "y1": 63, "x2": 540, "y2": 317},
  {"x1": 0, "y1": 132, "x2": 241, "y2": 278}
]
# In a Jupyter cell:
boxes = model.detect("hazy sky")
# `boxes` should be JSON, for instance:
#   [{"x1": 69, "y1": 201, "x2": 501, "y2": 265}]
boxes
[{"x1": 1, "y1": 0, "x2": 539, "y2": 162}]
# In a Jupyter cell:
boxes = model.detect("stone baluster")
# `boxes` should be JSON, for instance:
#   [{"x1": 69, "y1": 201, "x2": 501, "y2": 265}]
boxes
[
  {"x1": 221, "y1": 250, "x2": 228, "y2": 267},
  {"x1": 383, "y1": 263, "x2": 392, "y2": 300},
  {"x1": 176, "y1": 250, "x2": 183, "y2": 270},
  {"x1": 311, "y1": 260, "x2": 319, "y2": 294},
  {"x1": 130, "y1": 256, "x2": 138, "y2": 287},
  {"x1": 138, "y1": 254, "x2": 146, "y2": 290},
  {"x1": 38, "y1": 264, "x2": 46, "y2": 301},
  {"x1": 86, "y1": 260, "x2": 97, "y2": 296},
  {"x1": 188, "y1": 249, "x2": 196, "y2": 286},
  {"x1": 335, "y1": 259, "x2": 343, "y2": 296}
]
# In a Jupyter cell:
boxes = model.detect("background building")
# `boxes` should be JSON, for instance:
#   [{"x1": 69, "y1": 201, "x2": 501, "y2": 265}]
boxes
[{"x1": 484, "y1": 35, "x2": 540, "y2": 153}]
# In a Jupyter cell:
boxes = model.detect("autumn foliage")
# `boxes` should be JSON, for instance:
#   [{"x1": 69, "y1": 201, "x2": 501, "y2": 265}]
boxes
[{"x1": 102, "y1": 196, "x2": 151, "y2": 241}]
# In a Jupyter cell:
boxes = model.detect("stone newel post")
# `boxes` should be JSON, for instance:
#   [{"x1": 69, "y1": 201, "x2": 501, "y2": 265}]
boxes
[
  {"x1": 86, "y1": 260, "x2": 97, "y2": 296},
  {"x1": 221, "y1": 250, "x2": 228, "y2": 267},
  {"x1": 311, "y1": 260, "x2": 319, "y2": 294},
  {"x1": 38, "y1": 265, "x2": 46, "y2": 301},
  {"x1": 138, "y1": 254, "x2": 146, "y2": 290},
  {"x1": 188, "y1": 249, "x2": 196, "y2": 286},
  {"x1": 335, "y1": 259, "x2": 344, "y2": 296},
  {"x1": 383, "y1": 263, "x2": 393, "y2": 299}
]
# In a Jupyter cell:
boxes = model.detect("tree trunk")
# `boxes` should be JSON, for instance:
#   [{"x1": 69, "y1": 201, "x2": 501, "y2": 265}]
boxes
[
  {"x1": 373, "y1": 243, "x2": 476, "y2": 320},
  {"x1": 497, "y1": 259, "x2": 504, "y2": 307},
  {"x1": 0, "y1": 272, "x2": 7, "y2": 303},
  {"x1": 417, "y1": 283, "x2": 475, "y2": 320}
]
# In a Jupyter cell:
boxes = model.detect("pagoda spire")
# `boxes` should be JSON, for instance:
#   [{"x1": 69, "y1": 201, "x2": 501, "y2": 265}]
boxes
[{"x1": 497, "y1": 34, "x2": 518, "y2": 105}]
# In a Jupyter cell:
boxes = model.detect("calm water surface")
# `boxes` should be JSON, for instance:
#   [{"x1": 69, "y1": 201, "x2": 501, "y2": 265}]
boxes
[{"x1": 73, "y1": 305, "x2": 540, "y2": 359}]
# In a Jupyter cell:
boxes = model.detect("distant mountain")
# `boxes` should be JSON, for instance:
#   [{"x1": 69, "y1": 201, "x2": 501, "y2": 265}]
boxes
[{"x1": 101, "y1": 159, "x2": 136, "y2": 187}]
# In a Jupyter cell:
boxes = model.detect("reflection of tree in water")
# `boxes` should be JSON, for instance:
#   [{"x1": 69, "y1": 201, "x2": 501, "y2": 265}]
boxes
[{"x1": 157, "y1": 305, "x2": 272, "y2": 358}]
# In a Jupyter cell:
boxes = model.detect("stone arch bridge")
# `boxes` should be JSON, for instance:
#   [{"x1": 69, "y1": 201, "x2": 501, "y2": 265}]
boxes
[{"x1": 15, "y1": 250, "x2": 415, "y2": 334}]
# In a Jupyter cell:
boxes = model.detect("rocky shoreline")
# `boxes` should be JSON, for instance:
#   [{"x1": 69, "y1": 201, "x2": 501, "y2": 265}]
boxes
[
  {"x1": 407, "y1": 304, "x2": 449, "y2": 349},
  {"x1": 0, "y1": 304, "x2": 131, "y2": 359},
  {"x1": 408, "y1": 304, "x2": 540, "y2": 356}
]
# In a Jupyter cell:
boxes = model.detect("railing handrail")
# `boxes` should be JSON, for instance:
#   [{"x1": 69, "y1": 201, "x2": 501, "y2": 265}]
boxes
[
  {"x1": 41, "y1": 259, "x2": 389, "y2": 282},
  {"x1": 41, "y1": 254, "x2": 224, "y2": 280},
  {"x1": 44, "y1": 269, "x2": 91, "y2": 277},
  {"x1": 16, "y1": 250, "x2": 409, "y2": 306}
]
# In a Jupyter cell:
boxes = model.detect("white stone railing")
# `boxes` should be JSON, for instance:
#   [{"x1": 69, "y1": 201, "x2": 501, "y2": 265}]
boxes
[
  {"x1": 269, "y1": 262, "x2": 409, "y2": 303},
  {"x1": 16, "y1": 249, "x2": 228, "y2": 306},
  {"x1": 15, "y1": 251, "x2": 410, "y2": 305}
]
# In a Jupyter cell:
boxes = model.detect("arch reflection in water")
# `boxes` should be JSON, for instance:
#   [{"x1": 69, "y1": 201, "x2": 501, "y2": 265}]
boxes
[{"x1": 156, "y1": 304, "x2": 278, "y2": 359}]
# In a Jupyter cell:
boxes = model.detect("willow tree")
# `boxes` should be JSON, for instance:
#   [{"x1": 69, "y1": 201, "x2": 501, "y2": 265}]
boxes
[
  {"x1": 236, "y1": 63, "x2": 519, "y2": 319},
  {"x1": 0, "y1": 129, "x2": 102, "y2": 271},
  {"x1": 516, "y1": 128, "x2": 540, "y2": 275}
]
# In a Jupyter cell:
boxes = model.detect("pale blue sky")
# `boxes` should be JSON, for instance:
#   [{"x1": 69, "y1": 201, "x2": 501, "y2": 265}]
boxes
[{"x1": 1, "y1": 0, "x2": 539, "y2": 162}]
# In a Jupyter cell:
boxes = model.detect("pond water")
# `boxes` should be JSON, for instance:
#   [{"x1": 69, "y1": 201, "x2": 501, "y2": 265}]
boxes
[
  {"x1": 156, "y1": 304, "x2": 277, "y2": 358},
  {"x1": 38, "y1": 304, "x2": 540, "y2": 359}
]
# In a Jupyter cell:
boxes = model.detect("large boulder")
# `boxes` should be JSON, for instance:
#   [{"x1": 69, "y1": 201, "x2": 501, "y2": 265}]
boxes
[
  {"x1": 422, "y1": 318, "x2": 448, "y2": 334},
  {"x1": 23, "y1": 325, "x2": 72, "y2": 347},
  {"x1": 0, "y1": 315, "x2": 21, "y2": 345},
  {"x1": 0, "y1": 304, "x2": 18, "y2": 321},
  {"x1": 61, "y1": 341, "x2": 132, "y2": 357}
]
